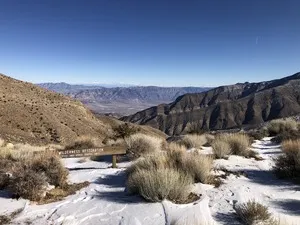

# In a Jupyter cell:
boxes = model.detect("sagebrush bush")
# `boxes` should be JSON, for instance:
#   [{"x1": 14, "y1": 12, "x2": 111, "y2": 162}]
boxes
[
  {"x1": 234, "y1": 200, "x2": 271, "y2": 225},
  {"x1": 8, "y1": 168, "x2": 48, "y2": 201},
  {"x1": 31, "y1": 151, "x2": 68, "y2": 187},
  {"x1": 125, "y1": 133, "x2": 163, "y2": 159},
  {"x1": 274, "y1": 139, "x2": 300, "y2": 180},
  {"x1": 64, "y1": 136, "x2": 101, "y2": 150},
  {"x1": 126, "y1": 149, "x2": 214, "y2": 202},
  {"x1": 113, "y1": 123, "x2": 139, "y2": 139},
  {"x1": 267, "y1": 119, "x2": 298, "y2": 136},
  {"x1": 166, "y1": 142, "x2": 187, "y2": 153},
  {"x1": 127, "y1": 167, "x2": 193, "y2": 202},
  {"x1": 181, "y1": 134, "x2": 207, "y2": 149},
  {"x1": 185, "y1": 152, "x2": 213, "y2": 183},
  {"x1": 247, "y1": 128, "x2": 269, "y2": 141},
  {"x1": 271, "y1": 130, "x2": 300, "y2": 144},
  {"x1": 0, "y1": 147, "x2": 69, "y2": 201},
  {"x1": 226, "y1": 134, "x2": 251, "y2": 156},
  {"x1": 212, "y1": 133, "x2": 253, "y2": 158},
  {"x1": 212, "y1": 138, "x2": 231, "y2": 159}
]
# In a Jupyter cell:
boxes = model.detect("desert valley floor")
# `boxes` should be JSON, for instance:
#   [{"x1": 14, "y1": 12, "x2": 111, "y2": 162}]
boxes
[{"x1": 1, "y1": 137, "x2": 299, "y2": 225}]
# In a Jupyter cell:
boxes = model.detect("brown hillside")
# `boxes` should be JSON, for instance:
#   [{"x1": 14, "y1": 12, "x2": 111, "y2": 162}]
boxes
[
  {"x1": 122, "y1": 72, "x2": 300, "y2": 135},
  {"x1": 0, "y1": 74, "x2": 165, "y2": 145},
  {"x1": 0, "y1": 73, "x2": 111, "y2": 144}
]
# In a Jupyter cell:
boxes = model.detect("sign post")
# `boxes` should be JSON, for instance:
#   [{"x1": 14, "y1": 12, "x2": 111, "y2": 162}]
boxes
[{"x1": 58, "y1": 145, "x2": 126, "y2": 168}]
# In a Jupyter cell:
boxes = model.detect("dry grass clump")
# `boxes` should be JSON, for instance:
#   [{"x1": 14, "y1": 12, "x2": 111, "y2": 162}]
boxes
[
  {"x1": 226, "y1": 134, "x2": 251, "y2": 156},
  {"x1": 30, "y1": 151, "x2": 68, "y2": 187},
  {"x1": 8, "y1": 168, "x2": 48, "y2": 201},
  {"x1": 247, "y1": 128, "x2": 269, "y2": 141},
  {"x1": 126, "y1": 148, "x2": 214, "y2": 203},
  {"x1": 267, "y1": 118, "x2": 298, "y2": 136},
  {"x1": 212, "y1": 138, "x2": 231, "y2": 159},
  {"x1": 127, "y1": 167, "x2": 193, "y2": 202},
  {"x1": 212, "y1": 133, "x2": 253, "y2": 158},
  {"x1": 166, "y1": 142, "x2": 187, "y2": 153},
  {"x1": 274, "y1": 139, "x2": 300, "y2": 181},
  {"x1": 234, "y1": 200, "x2": 272, "y2": 225},
  {"x1": 0, "y1": 146, "x2": 88, "y2": 202},
  {"x1": 181, "y1": 134, "x2": 207, "y2": 149},
  {"x1": 125, "y1": 133, "x2": 163, "y2": 159},
  {"x1": 185, "y1": 152, "x2": 214, "y2": 184},
  {"x1": 64, "y1": 136, "x2": 101, "y2": 150}
]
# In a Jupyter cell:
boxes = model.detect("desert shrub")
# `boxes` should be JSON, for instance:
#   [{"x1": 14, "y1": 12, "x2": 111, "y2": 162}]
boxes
[
  {"x1": 125, "y1": 133, "x2": 163, "y2": 159},
  {"x1": 205, "y1": 134, "x2": 215, "y2": 146},
  {"x1": 185, "y1": 152, "x2": 213, "y2": 183},
  {"x1": 64, "y1": 136, "x2": 100, "y2": 150},
  {"x1": 0, "y1": 148, "x2": 70, "y2": 201},
  {"x1": 0, "y1": 138, "x2": 5, "y2": 147},
  {"x1": 31, "y1": 151, "x2": 68, "y2": 187},
  {"x1": 271, "y1": 130, "x2": 300, "y2": 144},
  {"x1": 274, "y1": 139, "x2": 300, "y2": 180},
  {"x1": 126, "y1": 149, "x2": 214, "y2": 202},
  {"x1": 104, "y1": 138, "x2": 125, "y2": 146},
  {"x1": 113, "y1": 123, "x2": 139, "y2": 139},
  {"x1": 234, "y1": 200, "x2": 271, "y2": 225},
  {"x1": 8, "y1": 168, "x2": 48, "y2": 201},
  {"x1": 226, "y1": 134, "x2": 252, "y2": 157},
  {"x1": 127, "y1": 167, "x2": 193, "y2": 203},
  {"x1": 166, "y1": 142, "x2": 187, "y2": 153},
  {"x1": 181, "y1": 134, "x2": 207, "y2": 149},
  {"x1": 212, "y1": 138, "x2": 231, "y2": 159},
  {"x1": 267, "y1": 119, "x2": 298, "y2": 136},
  {"x1": 247, "y1": 128, "x2": 269, "y2": 141}
]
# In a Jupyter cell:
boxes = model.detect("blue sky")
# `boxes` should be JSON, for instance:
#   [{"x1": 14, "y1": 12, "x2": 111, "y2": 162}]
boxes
[{"x1": 0, "y1": 0, "x2": 299, "y2": 87}]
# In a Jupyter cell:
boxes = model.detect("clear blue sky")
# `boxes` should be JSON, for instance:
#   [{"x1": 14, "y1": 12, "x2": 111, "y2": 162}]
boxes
[{"x1": 0, "y1": 0, "x2": 299, "y2": 86}]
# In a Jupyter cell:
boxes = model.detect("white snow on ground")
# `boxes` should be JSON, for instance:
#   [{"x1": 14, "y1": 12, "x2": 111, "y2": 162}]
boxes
[{"x1": 1, "y1": 137, "x2": 300, "y2": 224}]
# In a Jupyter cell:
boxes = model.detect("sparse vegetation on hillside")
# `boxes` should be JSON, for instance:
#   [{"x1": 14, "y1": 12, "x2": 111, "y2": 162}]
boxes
[
  {"x1": 274, "y1": 139, "x2": 300, "y2": 181},
  {"x1": 125, "y1": 133, "x2": 164, "y2": 159}
]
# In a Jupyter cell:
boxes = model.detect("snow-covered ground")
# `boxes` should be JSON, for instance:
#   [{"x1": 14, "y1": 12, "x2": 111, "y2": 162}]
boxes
[{"x1": 1, "y1": 138, "x2": 299, "y2": 224}]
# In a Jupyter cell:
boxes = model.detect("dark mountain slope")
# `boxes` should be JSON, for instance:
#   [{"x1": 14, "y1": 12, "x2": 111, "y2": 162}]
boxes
[{"x1": 122, "y1": 73, "x2": 300, "y2": 135}]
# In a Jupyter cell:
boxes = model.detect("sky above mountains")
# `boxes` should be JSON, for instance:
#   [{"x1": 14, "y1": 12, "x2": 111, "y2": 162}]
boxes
[{"x1": 0, "y1": 0, "x2": 299, "y2": 86}]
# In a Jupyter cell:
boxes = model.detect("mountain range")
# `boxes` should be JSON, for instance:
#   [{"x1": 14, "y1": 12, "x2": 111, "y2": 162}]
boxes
[
  {"x1": 122, "y1": 72, "x2": 300, "y2": 135},
  {"x1": 38, "y1": 84, "x2": 211, "y2": 116}
]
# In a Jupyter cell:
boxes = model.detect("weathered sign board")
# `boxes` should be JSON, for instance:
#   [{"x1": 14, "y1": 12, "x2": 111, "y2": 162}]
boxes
[{"x1": 58, "y1": 145, "x2": 126, "y2": 168}]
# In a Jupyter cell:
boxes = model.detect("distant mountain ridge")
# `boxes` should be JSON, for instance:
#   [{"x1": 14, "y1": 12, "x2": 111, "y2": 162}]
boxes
[
  {"x1": 38, "y1": 83, "x2": 211, "y2": 116},
  {"x1": 121, "y1": 72, "x2": 300, "y2": 135}
]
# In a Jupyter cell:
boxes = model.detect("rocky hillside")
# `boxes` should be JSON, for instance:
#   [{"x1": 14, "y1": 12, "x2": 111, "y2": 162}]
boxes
[
  {"x1": 0, "y1": 74, "x2": 164, "y2": 145},
  {"x1": 122, "y1": 73, "x2": 300, "y2": 135},
  {"x1": 38, "y1": 84, "x2": 210, "y2": 116}
]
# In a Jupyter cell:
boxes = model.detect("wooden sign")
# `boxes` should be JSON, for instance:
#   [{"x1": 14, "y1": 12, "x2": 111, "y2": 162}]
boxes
[{"x1": 58, "y1": 145, "x2": 126, "y2": 158}]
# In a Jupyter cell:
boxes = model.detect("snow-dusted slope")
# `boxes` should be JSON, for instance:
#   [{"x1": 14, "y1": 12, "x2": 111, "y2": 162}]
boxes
[{"x1": 1, "y1": 138, "x2": 299, "y2": 224}]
